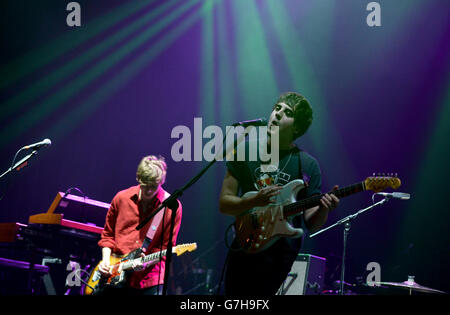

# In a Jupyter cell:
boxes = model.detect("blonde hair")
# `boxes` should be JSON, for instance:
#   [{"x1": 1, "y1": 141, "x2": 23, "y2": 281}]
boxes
[{"x1": 136, "y1": 155, "x2": 167, "y2": 186}]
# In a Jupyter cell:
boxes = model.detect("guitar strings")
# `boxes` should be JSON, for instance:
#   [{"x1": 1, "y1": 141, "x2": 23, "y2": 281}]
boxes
[{"x1": 283, "y1": 182, "x2": 365, "y2": 217}]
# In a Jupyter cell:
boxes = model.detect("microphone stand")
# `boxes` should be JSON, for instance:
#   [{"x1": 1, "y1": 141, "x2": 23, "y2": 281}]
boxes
[
  {"x1": 1, "y1": 140, "x2": 51, "y2": 183},
  {"x1": 0, "y1": 150, "x2": 39, "y2": 181},
  {"x1": 136, "y1": 124, "x2": 252, "y2": 295},
  {"x1": 309, "y1": 196, "x2": 390, "y2": 295},
  {"x1": 136, "y1": 157, "x2": 222, "y2": 296}
]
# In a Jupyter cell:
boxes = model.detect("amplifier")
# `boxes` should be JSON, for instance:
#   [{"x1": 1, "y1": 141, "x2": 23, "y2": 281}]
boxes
[{"x1": 278, "y1": 254, "x2": 326, "y2": 295}]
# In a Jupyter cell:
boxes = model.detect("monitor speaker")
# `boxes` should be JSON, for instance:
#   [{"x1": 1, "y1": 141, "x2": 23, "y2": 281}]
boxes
[{"x1": 278, "y1": 254, "x2": 326, "y2": 295}]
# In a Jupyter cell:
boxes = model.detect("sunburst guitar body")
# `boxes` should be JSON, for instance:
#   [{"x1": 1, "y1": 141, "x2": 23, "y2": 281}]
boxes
[
  {"x1": 235, "y1": 176, "x2": 401, "y2": 254},
  {"x1": 84, "y1": 243, "x2": 197, "y2": 295}
]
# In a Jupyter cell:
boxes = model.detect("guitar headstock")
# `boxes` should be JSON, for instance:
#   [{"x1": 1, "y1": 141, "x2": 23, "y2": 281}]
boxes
[
  {"x1": 365, "y1": 174, "x2": 401, "y2": 192},
  {"x1": 174, "y1": 243, "x2": 198, "y2": 256}
]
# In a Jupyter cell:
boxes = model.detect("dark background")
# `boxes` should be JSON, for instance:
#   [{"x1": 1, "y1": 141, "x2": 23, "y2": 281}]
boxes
[{"x1": 0, "y1": 0, "x2": 449, "y2": 294}]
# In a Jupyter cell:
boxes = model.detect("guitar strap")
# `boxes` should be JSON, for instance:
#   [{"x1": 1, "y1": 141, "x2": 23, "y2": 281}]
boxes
[
  {"x1": 297, "y1": 148, "x2": 303, "y2": 178},
  {"x1": 141, "y1": 190, "x2": 171, "y2": 250},
  {"x1": 295, "y1": 147, "x2": 308, "y2": 200},
  {"x1": 296, "y1": 147, "x2": 303, "y2": 180}
]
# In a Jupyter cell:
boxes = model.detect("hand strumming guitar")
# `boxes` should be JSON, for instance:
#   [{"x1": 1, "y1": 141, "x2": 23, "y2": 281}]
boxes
[{"x1": 247, "y1": 185, "x2": 283, "y2": 207}]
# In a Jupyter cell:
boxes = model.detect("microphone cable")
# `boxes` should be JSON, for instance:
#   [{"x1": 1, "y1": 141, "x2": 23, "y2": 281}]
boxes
[{"x1": 0, "y1": 146, "x2": 25, "y2": 201}]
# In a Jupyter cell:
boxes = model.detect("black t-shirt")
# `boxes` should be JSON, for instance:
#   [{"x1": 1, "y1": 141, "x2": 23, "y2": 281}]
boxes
[
  {"x1": 226, "y1": 138, "x2": 321, "y2": 249},
  {"x1": 226, "y1": 138, "x2": 321, "y2": 205},
  {"x1": 223, "y1": 138, "x2": 323, "y2": 294}
]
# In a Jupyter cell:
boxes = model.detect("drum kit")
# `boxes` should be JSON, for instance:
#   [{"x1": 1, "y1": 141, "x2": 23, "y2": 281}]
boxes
[
  {"x1": 322, "y1": 276, "x2": 447, "y2": 295},
  {"x1": 373, "y1": 275, "x2": 446, "y2": 295}
]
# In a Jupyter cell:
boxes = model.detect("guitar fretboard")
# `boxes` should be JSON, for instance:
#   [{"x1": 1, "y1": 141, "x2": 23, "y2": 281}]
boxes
[
  {"x1": 143, "y1": 250, "x2": 167, "y2": 263},
  {"x1": 123, "y1": 250, "x2": 167, "y2": 271},
  {"x1": 283, "y1": 182, "x2": 365, "y2": 218}
]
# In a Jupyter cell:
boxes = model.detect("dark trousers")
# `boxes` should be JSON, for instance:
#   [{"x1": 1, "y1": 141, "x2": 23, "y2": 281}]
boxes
[{"x1": 224, "y1": 239, "x2": 297, "y2": 295}]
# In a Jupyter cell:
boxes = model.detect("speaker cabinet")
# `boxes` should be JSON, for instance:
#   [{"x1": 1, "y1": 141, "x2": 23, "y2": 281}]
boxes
[{"x1": 278, "y1": 254, "x2": 326, "y2": 295}]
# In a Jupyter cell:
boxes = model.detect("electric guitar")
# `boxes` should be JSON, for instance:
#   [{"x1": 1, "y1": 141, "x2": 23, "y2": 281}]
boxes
[
  {"x1": 234, "y1": 175, "x2": 401, "y2": 254},
  {"x1": 84, "y1": 243, "x2": 197, "y2": 295}
]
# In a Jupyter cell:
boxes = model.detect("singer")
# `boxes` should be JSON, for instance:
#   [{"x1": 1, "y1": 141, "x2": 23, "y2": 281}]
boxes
[
  {"x1": 96, "y1": 155, "x2": 182, "y2": 295},
  {"x1": 219, "y1": 91, "x2": 340, "y2": 295}
]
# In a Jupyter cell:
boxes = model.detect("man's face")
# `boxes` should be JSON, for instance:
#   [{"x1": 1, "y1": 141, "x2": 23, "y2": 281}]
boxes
[
  {"x1": 268, "y1": 102, "x2": 296, "y2": 140},
  {"x1": 140, "y1": 182, "x2": 161, "y2": 202}
]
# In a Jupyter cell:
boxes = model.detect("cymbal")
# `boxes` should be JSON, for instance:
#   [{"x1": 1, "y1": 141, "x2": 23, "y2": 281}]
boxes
[{"x1": 374, "y1": 276, "x2": 446, "y2": 294}]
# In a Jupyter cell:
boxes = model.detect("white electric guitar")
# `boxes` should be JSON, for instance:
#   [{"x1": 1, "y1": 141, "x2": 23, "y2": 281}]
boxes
[{"x1": 234, "y1": 176, "x2": 401, "y2": 254}]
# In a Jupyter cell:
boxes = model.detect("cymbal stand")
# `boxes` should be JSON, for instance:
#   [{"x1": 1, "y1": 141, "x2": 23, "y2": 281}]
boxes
[{"x1": 310, "y1": 196, "x2": 390, "y2": 295}]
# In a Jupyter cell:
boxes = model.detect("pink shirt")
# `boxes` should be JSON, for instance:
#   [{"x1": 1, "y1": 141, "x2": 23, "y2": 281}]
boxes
[{"x1": 98, "y1": 185, "x2": 182, "y2": 289}]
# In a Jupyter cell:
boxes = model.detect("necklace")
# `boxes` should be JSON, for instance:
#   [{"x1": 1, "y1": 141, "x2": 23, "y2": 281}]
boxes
[
  {"x1": 257, "y1": 150, "x2": 293, "y2": 187},
  {"x1": 278, "y1": 152, "x2": 292, "y2": 175}
]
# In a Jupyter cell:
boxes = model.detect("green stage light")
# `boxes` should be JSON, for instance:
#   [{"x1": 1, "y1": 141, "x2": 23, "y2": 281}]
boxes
[
  {"x1": 0, "y1": 0, "x2": 203, "y2": 147},
  {"x1": 0, "y1": 1, "x2": 153, "y2": 91},
  {"x1": 41, "y1": 0, "x2": 220, "y2": 144},
  {"x1": 1, "y1": 0, "x2": 181, "y2": 125}
]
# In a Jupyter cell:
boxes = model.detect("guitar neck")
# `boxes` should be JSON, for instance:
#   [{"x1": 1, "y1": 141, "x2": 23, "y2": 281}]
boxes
[
  {"x1": 143, "y1": 249, "x2": 167, "y2": 264},
  {"x1": 122, "y1": 249, "x2": 168, "y2": 271},
  {"x1": 283, "y1": 181, "x2": 366, "y2": 217}
]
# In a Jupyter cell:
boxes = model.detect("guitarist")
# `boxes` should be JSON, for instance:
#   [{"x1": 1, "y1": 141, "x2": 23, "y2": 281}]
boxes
[
  {"x1": 97, "y1": 155, "x2": 182, "y2": 295},
  {"x1": 219, "y1": 92, "x2": 340, "y2": 295}
]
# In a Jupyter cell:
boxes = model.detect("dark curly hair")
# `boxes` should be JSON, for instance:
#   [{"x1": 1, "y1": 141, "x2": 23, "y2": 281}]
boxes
[{"x1": 275, "y1": 92, "x2": 313, "y2": 139}]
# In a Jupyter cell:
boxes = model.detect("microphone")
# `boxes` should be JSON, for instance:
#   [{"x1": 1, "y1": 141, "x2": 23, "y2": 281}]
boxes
[
  {"x1": 21, "y1": 138, "x2": 52, "y2": 150},
  {"x1": 375, "y1": 192, "x2": 410, "y2": 200},
  {"x1": 232, "y1": 118, "x2": 268, "y2": 127}
]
